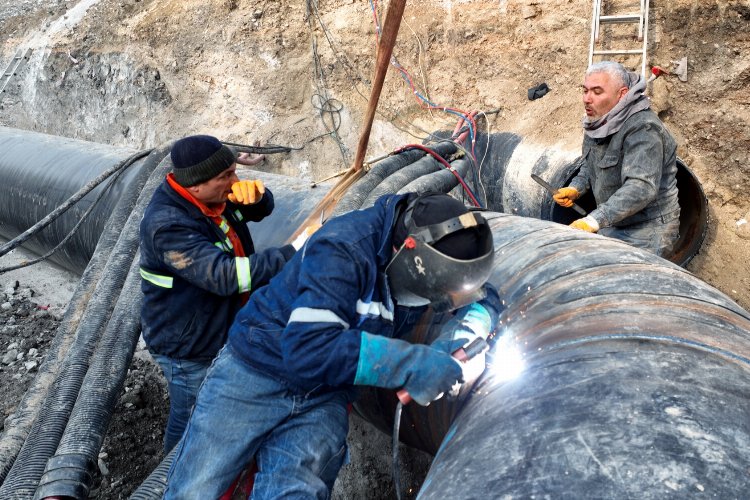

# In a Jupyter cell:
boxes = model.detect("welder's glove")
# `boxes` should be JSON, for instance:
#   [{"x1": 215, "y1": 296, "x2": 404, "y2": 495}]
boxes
[
  {"x1": 569, "y1": 215, "x2": 600, "y2": 233},
  {"x1": 291, "y1": 223, "x2": 322, "y2": 250},
  {"x1": 431, "y1": 283, "x2": 502, "y2": 355},
  {"x1": 228, "y1": 179, "x2": 265, "y2": 205},
  {"x1": 553, "y1": 187, "x2": 580, "y2": 208},
  {"x1": 354, "y1": 332, "x2": 463, "y2": 406}
]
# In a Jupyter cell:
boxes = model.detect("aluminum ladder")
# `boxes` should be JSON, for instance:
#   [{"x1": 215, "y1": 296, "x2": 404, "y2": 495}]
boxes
[
  {"x1": 0, "y1": 48, "x2": 32, "y2": 94},
  {"x1": 588, "y1": 0, "x2": 650, "y2": 78}
]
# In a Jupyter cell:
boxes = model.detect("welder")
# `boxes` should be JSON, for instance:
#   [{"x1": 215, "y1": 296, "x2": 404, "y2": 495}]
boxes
[
  {"x1": 139, "y1": 135, "x2": 314, "y2": 453},
  {"x1": 163, "y1": 191, "x2": 501, "y2": 499}
]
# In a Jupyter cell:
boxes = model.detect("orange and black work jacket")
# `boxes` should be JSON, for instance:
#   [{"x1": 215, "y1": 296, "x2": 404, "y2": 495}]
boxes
[{"x1": 139, "y1": 177, "x2": 295, "y2": 362}]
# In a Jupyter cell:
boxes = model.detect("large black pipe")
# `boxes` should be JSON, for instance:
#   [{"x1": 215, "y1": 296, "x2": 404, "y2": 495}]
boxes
[
  {"x1": 416, "y1": 213, "x2": 750, "y2": 497},
  {"x1": 472, "y1": 132, "x2": 708, "y2": 267},
  {"x1": 0, "y1": 127, "x2": 156, "y2": 274}
]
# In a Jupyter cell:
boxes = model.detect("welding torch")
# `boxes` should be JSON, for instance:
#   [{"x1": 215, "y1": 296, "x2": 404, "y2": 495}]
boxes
[{"x1": 396, "y1": 337, "x2": 490, "y2": 405}]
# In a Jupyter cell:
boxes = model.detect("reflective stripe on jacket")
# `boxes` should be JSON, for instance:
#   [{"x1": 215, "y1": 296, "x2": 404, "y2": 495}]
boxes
[
  {"x1": 228, "y1": 193, "x2": 410, "y2": 395},
  {"x1": 139, "y1": 179, "x2": 295, "y2": 362}
]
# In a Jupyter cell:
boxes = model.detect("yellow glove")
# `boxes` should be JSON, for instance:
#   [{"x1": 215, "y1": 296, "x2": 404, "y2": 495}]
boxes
[
  {"x1": 228, "y1": 179, "x2": 265, "y2": 205},
  {"x1": 553, "y1": 187, "x2": 580, "y2": 208},
  {"x1": 291, "y1": 223, "x2": 323, "y2": 250},
  {"x1": 569, "y1": 216, "x2": 600, "y2": 233}
]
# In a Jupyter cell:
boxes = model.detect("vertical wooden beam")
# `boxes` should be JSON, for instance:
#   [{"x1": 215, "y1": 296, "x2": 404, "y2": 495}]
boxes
[{"x1": 289, "y1": 0, "x2": 407, "y2": 238}]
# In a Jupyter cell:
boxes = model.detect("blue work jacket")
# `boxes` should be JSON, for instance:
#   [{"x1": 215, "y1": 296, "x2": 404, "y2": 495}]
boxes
[
  {"x1": 227, "y1": 193, "x2": 414, "y2": 395},
  {"x1": 572, "y1": 109, "x2": 680, "y2": 228},
  {"x1": 139, "y1": 179, "x2": 295, "y2": 362}
]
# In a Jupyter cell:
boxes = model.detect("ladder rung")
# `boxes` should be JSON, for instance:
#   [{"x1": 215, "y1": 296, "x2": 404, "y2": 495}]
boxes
[
  {"x1": 593, "y1": 49, "x2": 645, "y2": 55},
  {"x1": 599, "y1": 14, "x2": 642, "y2": 24}
]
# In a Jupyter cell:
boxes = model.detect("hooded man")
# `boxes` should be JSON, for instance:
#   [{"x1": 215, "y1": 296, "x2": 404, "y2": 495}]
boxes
[
  {"x1": 163, "y1": 191, "x2": 501, "y2": 499},
  {"x1": 553, "y1": 60, "x2": 680, "y2": 257}
]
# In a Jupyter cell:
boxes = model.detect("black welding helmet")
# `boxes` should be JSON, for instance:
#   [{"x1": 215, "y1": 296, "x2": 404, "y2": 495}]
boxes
[{"x1": 386, "y1": 192, "x2": 494, "y2": 311}]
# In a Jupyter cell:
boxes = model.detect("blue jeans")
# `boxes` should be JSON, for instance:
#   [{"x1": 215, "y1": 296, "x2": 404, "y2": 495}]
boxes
[
  {"x1": 164, "y1": 345, "x2": 349, "y2": 500},
  {"x1": 151, "y1": 353, "x2": 210, "y2": 453},
  {"x1": 599, "y1": 210, "x2": 680, "y2": 257}
]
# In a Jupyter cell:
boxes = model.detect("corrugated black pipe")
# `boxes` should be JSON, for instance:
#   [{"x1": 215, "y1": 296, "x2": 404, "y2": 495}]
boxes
[
  {"x1": 33, "y1": 148, "x2": 173, "y2": 499},
  {"x1": 0, "y1": 147, "x2": 170, "y2": 499},
  {"x1": 128, "y1": 448, "x2": 177, "y2": 500},
  {"x1": 332, "y1": 141, "x2": 457, "y2": 217},
  {"x1": 0, "y1": 144, "x2": 163, "y2": 485},
  {"x1": 397, "y1": 157, "x2": 470, "y2": 195}
]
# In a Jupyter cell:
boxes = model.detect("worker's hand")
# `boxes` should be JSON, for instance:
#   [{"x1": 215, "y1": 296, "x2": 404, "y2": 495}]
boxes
[
  {"x1": 354, "y1": 332, "x2": 463, "y2": 406},
  {"x1": 291, "y1": 223, "x2": 322, "y2": 250},
  {"x1": 431, "y1": 283, "x2": 502, "y2": 355},
  {"x1": 228, "y1": 179, "x2": 265, "y2": 205},
  {"x1": 569, "y1": 215, "x2": 600, "y2": 233},
  {"x1": 552, "y1": 187, "x2": 580, "y2": 208}
]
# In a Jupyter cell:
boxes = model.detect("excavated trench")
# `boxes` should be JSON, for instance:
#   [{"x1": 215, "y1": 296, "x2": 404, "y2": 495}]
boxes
[{"x1": 0, "y1": 127, "x2": 747, "y2": 498}]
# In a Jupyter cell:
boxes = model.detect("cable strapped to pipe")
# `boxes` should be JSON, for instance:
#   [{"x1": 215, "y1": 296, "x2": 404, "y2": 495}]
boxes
[{"x1": 0, "y1": 149, "x2": 150, "y2": 260}]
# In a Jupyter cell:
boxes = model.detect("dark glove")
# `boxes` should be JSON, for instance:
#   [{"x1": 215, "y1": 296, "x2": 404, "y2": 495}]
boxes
[
  {"x1": 353, "y1": 332, "x2": 463, "y2": 406},
  {"x1": 431, "y1": 283, "x2": 502, "y2": 355}
]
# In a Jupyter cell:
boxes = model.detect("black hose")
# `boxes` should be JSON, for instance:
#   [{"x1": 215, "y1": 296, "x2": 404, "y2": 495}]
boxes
[
  {"x1": 397, "y1": 157, "x2": 470, "y2": 196},
  {"x1": 0, "y1": 149, "x2": 150, "y2": 259},
  {"x1": 332, "y1": 142, "x2": 457, "y2": 217},
  {"x1": 128, "y1": 447, "x2": 177, "y2": 500},
  {"x1": 0, "y1": 147, "x2": 159, "y2": 485},
  {"x1": 0, "y1": 147, "x2": 168, "y2": 498},
  {"x1": 360, "y1": 154, "x2": 442, "y2": 209},
  {"x1": 31, "y1": 146, "x2": 172, "y2": 499}
]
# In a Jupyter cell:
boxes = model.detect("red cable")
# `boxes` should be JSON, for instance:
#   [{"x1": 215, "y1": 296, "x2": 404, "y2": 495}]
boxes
[{"x1": 395, "y1": 144, "x2": 481, "y2": 207}]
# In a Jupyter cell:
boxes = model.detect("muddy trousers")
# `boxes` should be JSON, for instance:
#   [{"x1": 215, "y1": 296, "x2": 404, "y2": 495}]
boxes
[
  {"x1": 163, "y1": 344, "x2": 349, "y2": 500},
  {"x1": 599, "y1": 211, "x2": 680, "y2": 258}
]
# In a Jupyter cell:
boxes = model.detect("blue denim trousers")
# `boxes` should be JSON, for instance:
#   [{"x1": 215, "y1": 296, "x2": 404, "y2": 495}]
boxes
[
  {"x1": 164, "y1": 345, "x2": 350, "y2": 500},
  {"x1": 599, "y1": 210, "x2": 680, "y2": 257},
  {"x1": 151, "y1": 353, "x2": 210, "y2": 453}
]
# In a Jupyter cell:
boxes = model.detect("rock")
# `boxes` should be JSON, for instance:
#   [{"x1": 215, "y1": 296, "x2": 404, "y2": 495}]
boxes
[
  {"x1": 736, "y1": 215, "x2": 750, "y2": 239},
  {"x1": 98, "y1": 458, "x2": 110, "y2": 476},
  {"x1": 2, "y1": 350, "x2": 18, "y2": 365},
  {"x1": 1, "y1": 302, "x2": 11, "y2": 311},
  {"x1": 24, "y1": 360, "x2": 38, "y2": 371}
]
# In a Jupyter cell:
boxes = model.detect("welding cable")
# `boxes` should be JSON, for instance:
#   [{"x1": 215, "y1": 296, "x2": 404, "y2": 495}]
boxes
[
  {"x1": 221, "y1": 141, "x2": 294, "y2": 155},
  {"x1": 0, "y1": 149, "x2": 150, "y2": 259},
  {"x1": 395, "y1": 144, "x2": 482, "y2": 207},
  {"x1": 392, "y1": 401, "x2": 405, "y2": 500},
  {"x1": 397, "y1": 157, "x2": 472, "y2": 199}
]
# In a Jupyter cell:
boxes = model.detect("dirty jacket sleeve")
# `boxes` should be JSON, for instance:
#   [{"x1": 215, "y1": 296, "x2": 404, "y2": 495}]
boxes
[
  {"x1": 280, "y1": 237, "x2": 372, "y2": 388},
  {"x1": 587, "y1": 125, "x2": 663, "y2": 227},
  {"x1": 151, "y1": 216, "x2": 294, "y2": 297}
]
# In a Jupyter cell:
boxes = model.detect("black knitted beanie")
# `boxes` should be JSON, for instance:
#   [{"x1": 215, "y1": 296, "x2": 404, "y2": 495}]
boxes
[{"x1": 170, "y1": 135, "x2": 236, "y2": 187}]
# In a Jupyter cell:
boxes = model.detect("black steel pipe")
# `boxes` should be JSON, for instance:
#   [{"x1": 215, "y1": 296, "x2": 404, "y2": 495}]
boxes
[
  {"x1": 0, "y1": 127, "x2": 156, "y2": 274},
  {"x1": 416, "y1": 213, "x2": 750, "y2": 497}
]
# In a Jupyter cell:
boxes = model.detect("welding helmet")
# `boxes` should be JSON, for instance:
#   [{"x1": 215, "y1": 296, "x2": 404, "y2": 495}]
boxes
[{"x1": 386, "y1": 193, "x2": 494, "y2": 311}]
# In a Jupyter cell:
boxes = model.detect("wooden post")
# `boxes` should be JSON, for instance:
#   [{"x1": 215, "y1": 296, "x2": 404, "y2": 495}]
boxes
[{"x1": 288, "y1": 0, "x2": 407, "y2": 240}]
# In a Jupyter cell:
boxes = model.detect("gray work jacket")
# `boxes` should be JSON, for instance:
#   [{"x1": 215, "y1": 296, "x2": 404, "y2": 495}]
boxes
[{"x1": 570, "y1": 109, "x2": 680, "y2": 228}]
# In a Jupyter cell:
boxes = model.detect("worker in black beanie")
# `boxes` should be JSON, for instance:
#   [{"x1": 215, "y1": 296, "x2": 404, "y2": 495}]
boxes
[
  {"x1": 164, "y1": 191, "x2": 501, "y2": 499},
  {"x1": 139, "y1": 134, "x2": 313, "y2": 452}
]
